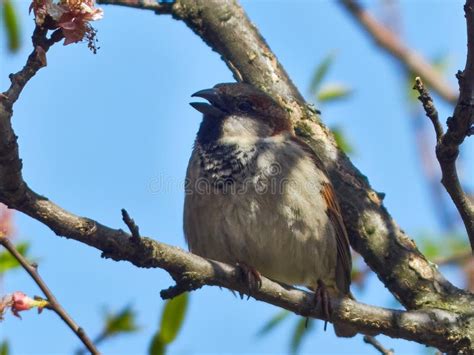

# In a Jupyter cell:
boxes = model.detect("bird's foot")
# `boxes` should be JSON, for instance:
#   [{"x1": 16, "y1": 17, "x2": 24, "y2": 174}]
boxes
[
  {"x1": 236, "y1": 262, "x2": 262, "y2": 300},
  {"x1": 313, "y1": 279, "x2": 332, "y2": 331}
]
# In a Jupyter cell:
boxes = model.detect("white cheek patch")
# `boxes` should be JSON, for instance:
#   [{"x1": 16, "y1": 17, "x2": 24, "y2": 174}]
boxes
[{"x1": 219, "y1": 115, "x2": 273, "y2": 143}]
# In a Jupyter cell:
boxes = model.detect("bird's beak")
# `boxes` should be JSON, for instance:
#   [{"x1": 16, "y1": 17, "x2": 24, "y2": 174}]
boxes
[
  {"x1": 190, "y1": 88, "x2": 225, "y2": 116},
  {"x1": 191, "y1": 88, "x2": 219, "y2": 102}
]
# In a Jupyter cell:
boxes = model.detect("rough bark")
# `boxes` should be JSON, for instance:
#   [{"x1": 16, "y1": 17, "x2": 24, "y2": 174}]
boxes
[{"x1": 1, "y1": 0, "x2": 473, "y2": 352}]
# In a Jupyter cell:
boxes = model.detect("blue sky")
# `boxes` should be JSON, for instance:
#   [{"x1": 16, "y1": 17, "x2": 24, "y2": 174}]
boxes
[{"x1": 1, "y1": 0, "x2": 473, "y2": 354}]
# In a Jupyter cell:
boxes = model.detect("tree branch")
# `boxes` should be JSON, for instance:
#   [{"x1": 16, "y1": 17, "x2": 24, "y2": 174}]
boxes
[
  {"x1": 0, "y1": 236, "x2": 99, "y2": 354},
  {"x1": 96, "y1": 0, "x2": 172, "y2": 13},
  {"x1": 412, "y1": 1, "x2": 474, "y2": 252},
  {"x1": 1, "y1": 0, "x2": 474, "y2": 351},
  {"x1": 94, "y1": 0, "x2": 474, "y2": 318},
  {"x1": 339, "y1": 0, "x2": 457, "y2": 105},
  {"x1": 363, "y1": 335, "x2": 394, "y2": 355},
  {"x1": 433, "y1": 0, "x2": 474, "y2": 252},
  {"x1": 433, "y1": 251, "x2": 472, "y2": 266},
  {"x1": 121, "y1": 208, "x2": 140, "y2": 240},
  {"x1": 413, "y1": 77, "x2": 444, "y2": 142},
  {"x1": 0, "y1": 200, "x2": 469, "y2": 351},
  {"x1": 2, "y1": 26, "x2": 63, "y2": 109},
  {"x1": 0, "y1": 26, "x2": 62, "y2": 205}
]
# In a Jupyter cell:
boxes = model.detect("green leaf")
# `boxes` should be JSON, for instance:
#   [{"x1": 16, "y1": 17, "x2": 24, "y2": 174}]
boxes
[
  {"x1": 0, "y1": 242, "x2": 30, "y2": 274},
  {"x1": 290, "y1": 317, "x2": 313, "y2": 354},
  {"x1": 309, "y1": 52, "x2": 336, "y2": 95},
  {"x1": 418, "y1": 233, "x2": 469, "y2": 261},
  {"x1": 330, "y1": 126, "x2": 354, "y2": 155},
  {"x1": 0, "y1": 340, "x2": 9, "y2": 355},
  {"x1": 419, "y1": 237, "x2": 441, "y2": 260},
  {"x1": 316, "y1": 83, "x2": 352, "y2": 103},
  {"x1": 149, "y1": 334, "x2": 165, "y2": 355},
  {"x1": 2, "y1": 0, "x2": 20, "y2": 52},
  {"x1": 149, "y1": 293, "x2": 189, "y2": 355},
  {"x1": 257, "y1": 310, "x2": 290, "y2": 336},
  {"x1": 103, "y1": 305, "x2": 139, "y2": 337},
  {"x1": 159, "y1": 293, "x2": 188, "y2": 344}
]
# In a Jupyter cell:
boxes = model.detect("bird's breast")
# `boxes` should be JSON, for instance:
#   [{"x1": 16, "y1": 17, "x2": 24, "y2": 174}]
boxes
[{"x1": 183, "y1": 136, "x2": 338, "y2": 289}]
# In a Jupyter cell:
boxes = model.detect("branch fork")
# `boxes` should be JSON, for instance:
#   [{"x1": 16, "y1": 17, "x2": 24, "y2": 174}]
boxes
[
  {"x1": 413, "y1": 0, "x2": 474, "y2": 251},
  {"x1": 1, "y1": 0, "x2": 473, "y2": 352}
]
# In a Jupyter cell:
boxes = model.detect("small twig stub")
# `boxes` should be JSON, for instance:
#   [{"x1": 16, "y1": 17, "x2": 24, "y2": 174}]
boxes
[
  {"x1": 413, "y1": 76, "x2": 443, "y2": 141},
  {"x1": 363, "y1": 335, "x2": 394, "y2": 355},
  {"x1": 121, "y1": 208, "x2": 141, "y2": 240}
]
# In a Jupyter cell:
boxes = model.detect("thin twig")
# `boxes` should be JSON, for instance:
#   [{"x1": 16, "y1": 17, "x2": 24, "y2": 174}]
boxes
[
  {"x1": 376, "y1": 1, "x2": 458, "y2": 232},
  {"x1": 160, "y1": 282, "x2": 198, "y2": 300},
  {"x1": 96, "y1": 0, "x2": 172, "y2": 13},
  {"x1": 413, "y1": 77, "x2": 444, "y2": 141},
  {"x1": 0, "y1": 236, "x2": 99, "y2": 354},
  {"x1": 121, "y1": 208, "x2": 140, "y2": 240},
  {"x1": 433, "y1": 250, "x2": 472, "y2": 266},
  {"x1": 434, "y1": 0, "x2": 474, "y2": 252},
  {"x1": 0, "y1": 0, "x2": 473, "y2": 351},
  {"x1": 339, "y1": 0, "x2": 457, "y2": 105},
  {"x1": 411, "y1": 0, "x2": 474, "y2": 252},
  {"x1": 363, "y1": 335, "x2": 394, "y2": 355},
  {"x1": 411, "y1": 78, "x2": 447, "y2": 231},
  {"x1": 2, "y1": 27, "x2": 63, "y2": 109},
  {"x1": 0, "y1": 24, "x2": 98, "y2": 353}
]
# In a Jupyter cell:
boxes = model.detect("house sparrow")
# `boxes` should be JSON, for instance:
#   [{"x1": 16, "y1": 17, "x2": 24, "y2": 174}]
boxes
[{"x1": 184, "y1": 82, "x2": 355, "y2": 337}]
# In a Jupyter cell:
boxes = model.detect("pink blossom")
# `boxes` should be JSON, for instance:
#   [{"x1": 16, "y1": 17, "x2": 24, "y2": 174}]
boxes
[
  {"x1": 0, "y1": 292, "x2": 49, "y2": 319},
  {"x1": 29, "y1": 0, "x2": 103, "y2": 48}
]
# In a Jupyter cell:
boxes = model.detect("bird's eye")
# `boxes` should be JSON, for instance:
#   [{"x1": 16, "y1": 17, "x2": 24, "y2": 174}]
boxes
[{"x1": 237, "y1": 101, "x2": 253, "y2": 112}]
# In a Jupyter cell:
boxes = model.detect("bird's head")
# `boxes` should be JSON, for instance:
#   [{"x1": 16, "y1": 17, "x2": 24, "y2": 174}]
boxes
[{"x1": 190, "y1": 83, "x2": 292, "y2": 145}]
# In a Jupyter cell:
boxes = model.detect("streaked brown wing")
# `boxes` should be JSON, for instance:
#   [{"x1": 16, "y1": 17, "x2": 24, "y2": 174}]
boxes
[
  {"x1": 290, "y1": 136, "x2": 352, "y2": 294},
  {"x1": 321, "y1": 182, "x2": 352, "y2": 294}
]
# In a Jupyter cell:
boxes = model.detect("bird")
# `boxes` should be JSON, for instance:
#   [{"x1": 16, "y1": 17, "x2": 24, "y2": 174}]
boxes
[{"x1": 184, "y1": 82, "x2": 356, "y2": 337}]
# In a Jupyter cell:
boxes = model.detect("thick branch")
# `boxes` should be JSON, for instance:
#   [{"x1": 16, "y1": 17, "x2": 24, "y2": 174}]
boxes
[
  {"x1": 0, "y1": 26, "x2": 62, "y2": 203},
  {"x1": 339, "y1": 0, "x2": 457, "y2": 105},
  {"x1": 0, "y1": 195, "x2": 470, "y2": 351},
  {"x1": 95, "y1": 0, "x2": 474, "y2": 318},
  {"x1": 0, "y1": 236, "x2": 99, "y2": 354},
  {"x1": 1, "y1": 0, "x2": 473, "y2": 351}
]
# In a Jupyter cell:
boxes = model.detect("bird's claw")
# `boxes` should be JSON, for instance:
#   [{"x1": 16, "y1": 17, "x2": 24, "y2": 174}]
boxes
[
  {"x1": 236, "y1": 262, "x2": 262, "y2": 299},
  {"x1": 313, "y1": 279, "x2": 332, "y2": 331}
]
